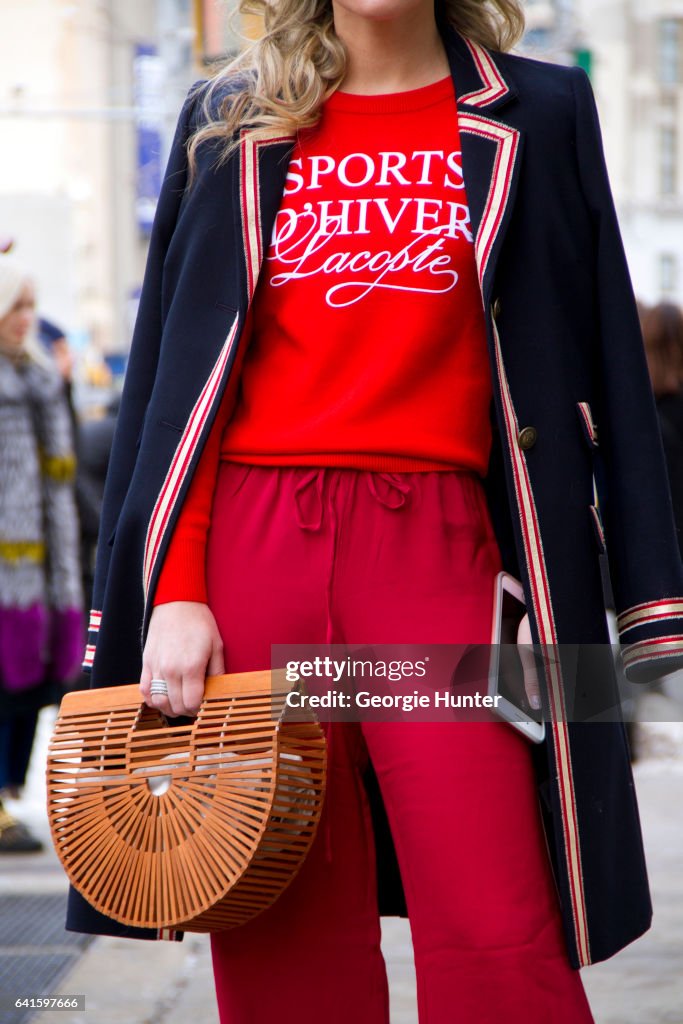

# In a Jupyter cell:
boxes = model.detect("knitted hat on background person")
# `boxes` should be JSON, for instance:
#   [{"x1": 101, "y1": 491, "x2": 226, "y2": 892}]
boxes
[
  {"x1": 0, "y1": 256, "x2": 52, "y2": 367},
  {"x1": 0, "y1": 256, "x2": 33, "y2": 320}
]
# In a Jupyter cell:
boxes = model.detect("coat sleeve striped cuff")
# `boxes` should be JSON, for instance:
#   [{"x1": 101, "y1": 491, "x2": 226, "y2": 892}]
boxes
[
  {"x1": 617, "y1": 599, "x2": 683, "y2": 682},
  {"x1": 81, "y1": 608, "x2": 102, "y2": 672}
]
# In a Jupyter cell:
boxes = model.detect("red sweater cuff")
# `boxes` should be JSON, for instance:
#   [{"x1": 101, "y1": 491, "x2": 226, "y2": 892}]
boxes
[{"x1": 152, "y1": 536, "x2": 208, "y2": 606}]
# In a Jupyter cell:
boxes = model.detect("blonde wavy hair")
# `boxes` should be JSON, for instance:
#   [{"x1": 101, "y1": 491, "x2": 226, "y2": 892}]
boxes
[{"x1": 187, "y1": 0, "x2": 525, "y2": 185}]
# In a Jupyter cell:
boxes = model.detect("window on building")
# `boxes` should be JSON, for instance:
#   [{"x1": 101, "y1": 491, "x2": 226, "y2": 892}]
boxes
[
  {"x1": 524, "y1": 0, "x2": 557, "y2": 31},
  {"x1": 659, "y1": 18, "x2": 682, "y2": 86},
  {"x1": 196, "y1": 1, "x2": 243, "y2": 63},
  {"x1": 660, "y1": 126, "x2": 678, "y2": 196},
  {"x1": 659, "y1": 253, "x2": 678, "y2": 296}
]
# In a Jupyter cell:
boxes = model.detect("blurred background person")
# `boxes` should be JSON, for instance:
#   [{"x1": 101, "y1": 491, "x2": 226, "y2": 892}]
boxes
[
  {"x1": 641, "y1": 301, "x2": 683, "y2": 556},
  {"x1": 75, "y1": 392, "x2": 119, "y2": 619},
  {"x1": 620, "y1": 300, "x2": 683, "y2": 760},
  {"x1": 0, "y1": 256, "x2": 84, "y2": 852},
  {"x1": 39, "y1": 317, "x2": 76, "y2": 390},
  {"x1": 35, "y1": 310, "x2": 111, "y2": 622}
]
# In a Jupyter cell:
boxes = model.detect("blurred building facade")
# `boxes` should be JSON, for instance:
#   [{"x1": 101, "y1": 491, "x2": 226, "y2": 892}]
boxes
[
  {"x1": 0, "y1": 1, "x2": 243, "y2": 362},
  {"x1": 523, "y1": 0, "x2": 683, "y2": 308},
  {"x1": 522, "y1": 0, "x2": 582, "y2": 64},
  {"x1": 1, "y1": 1, "x2": 682, "y2": 360},
  {"x1": 3, "y1": 1, "x2": 148, "y2": 358},
  {"x1": 573, "y1": 0, "x2": 683, "y2": 307}
]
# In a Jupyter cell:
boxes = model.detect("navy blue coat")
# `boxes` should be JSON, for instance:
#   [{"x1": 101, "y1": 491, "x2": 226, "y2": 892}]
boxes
[{"x1": 66, "y1": 19, "x2": 683, "y2": 969}]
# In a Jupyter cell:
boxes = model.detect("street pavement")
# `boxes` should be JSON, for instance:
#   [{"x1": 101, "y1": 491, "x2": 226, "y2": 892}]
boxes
[{"x1": 2, "y1": 707, "x2": 682, "y2": 1024}]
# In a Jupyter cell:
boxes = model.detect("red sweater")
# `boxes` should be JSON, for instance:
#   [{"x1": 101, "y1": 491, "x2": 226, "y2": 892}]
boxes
[{"x1": 153, "y1": 74, "x2": 492, "y2": 606}]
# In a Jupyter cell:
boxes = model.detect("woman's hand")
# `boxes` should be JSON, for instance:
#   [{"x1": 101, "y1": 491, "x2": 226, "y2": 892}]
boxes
[
  {"x1": 140, "y1": 601, "x2": 225, "y2": 717},
  {"x1": 516, "y1": 612, "x2": 541, "y2": 711}
]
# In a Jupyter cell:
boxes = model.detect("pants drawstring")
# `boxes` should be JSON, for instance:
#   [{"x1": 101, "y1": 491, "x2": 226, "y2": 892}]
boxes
[
  {"x1": 292, "y1": 469, "x2": 337, "y2": 863},
  {"x1": 366, "y1": 471, "x2": 414, "y2": 509},
  {"x1": 293, "y1": 469, "x2": 339, "y2": 646},
  {"x1": 293, "y1": 470, "x2": 415, "y2": 526},
  {"x1": 293, "y1": 469, "x2": 326, "y2": 532},
  {"x1": 292, "y1": 468, "x2": 414, "y2": 864}
]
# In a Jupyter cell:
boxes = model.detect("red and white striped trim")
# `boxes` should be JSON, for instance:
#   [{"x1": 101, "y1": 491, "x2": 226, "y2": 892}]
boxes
[
  {"x1": 82, "y1": 609, "x2": 102, "y2": 670},
  {"x1": 617, "y1": 599, "x2": 683, "y2": 635},
  {"x1": 458, "y1": 114, "x2": 520, "y2": 286},
  {"x1": 157, "y1": 927, "x2": 179, "y2": 941},
  {"x1": 577, "y1": 402, "x2": 598, "y2": 446},
  {"x1": 492, "y1": 320, "x2": 592, "y2": 967},
  {"x1": 622, "y1": 634, "x2": 683, "y2": 671},
  {"x1": 240, "y1": 127, "x2": 295, "y2": 302},
  {"x1": 589, "y1": 505, "x2": 606, "y2": 551},
  {"x1": 459, "y1": 39, "x2": 509, "y2": 107},
  {"x1": 143, "y1": 313, "x2": 240, "y2": 600}
]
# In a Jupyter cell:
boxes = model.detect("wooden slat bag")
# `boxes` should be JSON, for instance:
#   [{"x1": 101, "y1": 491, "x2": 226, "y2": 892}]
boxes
[{"x1": 46, "y1": 670, "x2": 327, "y2": 931}]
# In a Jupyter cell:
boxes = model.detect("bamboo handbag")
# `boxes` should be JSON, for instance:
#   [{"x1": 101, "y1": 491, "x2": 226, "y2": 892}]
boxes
[{"x1": 46, "y1": 670, "x2": 327, "y2": 932}]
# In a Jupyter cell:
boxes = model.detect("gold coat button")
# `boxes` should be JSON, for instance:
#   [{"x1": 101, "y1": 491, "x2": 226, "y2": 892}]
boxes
[
  {"x1": 491, "y1": 297, "x2": 502, "y2": 320},
  {"x1": 517, "y1": 426, "x2": 537, "y2": 450}
]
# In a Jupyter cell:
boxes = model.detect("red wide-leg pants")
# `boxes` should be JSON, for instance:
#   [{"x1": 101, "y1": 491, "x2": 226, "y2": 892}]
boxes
[{"x1": 206, "y1": 462, "x2": 594, "y2": 1024}]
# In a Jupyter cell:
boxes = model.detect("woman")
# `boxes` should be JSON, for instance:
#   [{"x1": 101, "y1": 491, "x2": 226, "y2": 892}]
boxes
[
  {"x1": 0, "y1": 258, "x2": 83, "y2": 851},
  {"x1": 66, "y1": 1, "x2": 683, "y2": 1021}
]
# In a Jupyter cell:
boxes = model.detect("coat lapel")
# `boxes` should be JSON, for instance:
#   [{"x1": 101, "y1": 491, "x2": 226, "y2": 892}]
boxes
[
  {"x1": 239, "y1": 128, "x2": 295, "y2": 303},
  {"x1": 439, "y1": 24, "x2": 524, "y2": 303}
]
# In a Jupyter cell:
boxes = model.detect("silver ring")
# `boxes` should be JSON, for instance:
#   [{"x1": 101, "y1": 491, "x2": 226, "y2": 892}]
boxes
[{"x1": 150, "y1": 678, "x2": 169, "y2": 696}]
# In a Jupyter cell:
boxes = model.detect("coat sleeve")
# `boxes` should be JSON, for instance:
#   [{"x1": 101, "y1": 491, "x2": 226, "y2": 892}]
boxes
[
  {"x1": 82, "y1": 80, "x2": 206, "y2": 672},
  {"x1": 152, "y1": 388, "x2": 231, "y2": 606},
  {"x1": 571, "y1": 66, "x2": 683, "y2": 683}
]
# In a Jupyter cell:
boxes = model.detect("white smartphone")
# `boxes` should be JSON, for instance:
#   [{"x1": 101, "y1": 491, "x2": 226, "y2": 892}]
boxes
[{"x1": 488, "y1": 571, "x2": 546, "y2": 744}]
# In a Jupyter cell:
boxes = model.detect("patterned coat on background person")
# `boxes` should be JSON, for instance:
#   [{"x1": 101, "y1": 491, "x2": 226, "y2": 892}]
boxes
[
  {"x1": 0, "y1": 265, "x2": 84, "y2": 712},
  {"x1": 66, "y1": 19, "x2": 683, "y2": 970}
]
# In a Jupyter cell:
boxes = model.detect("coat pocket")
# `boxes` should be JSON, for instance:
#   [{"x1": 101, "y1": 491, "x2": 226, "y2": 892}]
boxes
[
  {"x1": 577, "y1": 401, "x2": 599, "y2": 449},
  {"x1": 215, "y1": 301, "x2": 238, "y2": 315}
]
